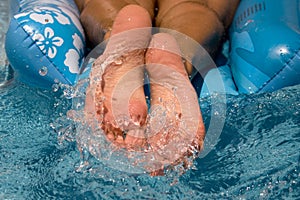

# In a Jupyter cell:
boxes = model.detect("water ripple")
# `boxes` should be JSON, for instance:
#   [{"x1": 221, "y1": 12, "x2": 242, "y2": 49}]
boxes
[{"x1": 0, "y1": 80, "x2": 299, "y2": 199}]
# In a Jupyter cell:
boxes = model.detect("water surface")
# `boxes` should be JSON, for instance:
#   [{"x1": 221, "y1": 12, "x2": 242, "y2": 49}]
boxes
[{"x1": 0, "y1": 81, "x2": 299, "y2": 199}]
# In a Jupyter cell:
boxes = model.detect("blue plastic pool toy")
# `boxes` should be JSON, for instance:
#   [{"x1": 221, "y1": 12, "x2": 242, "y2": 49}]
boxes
[
  {"x1": 202, "y1": 0, "x2": 300, "y2": 96},
  {"x1": 5, "y1": 0, "x2": 300, "y2": 94},
  {"x1": 5, "y1": 0, "x2": 85, "y2": 88},
  {"x1": 230, "y1": 0, "x2": 300, "y2": 94}
]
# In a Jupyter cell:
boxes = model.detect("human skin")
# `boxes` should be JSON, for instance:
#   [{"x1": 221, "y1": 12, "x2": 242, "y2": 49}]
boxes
[
  {"x1": 75, "y1": 0, "x2": 240, "y2": 72},
  {"x1": 76, "y1": 1, "x2": 239, "y2": 173},
  {"x1": 83, "y1": 5, "x2": 205, "y2": 174}
]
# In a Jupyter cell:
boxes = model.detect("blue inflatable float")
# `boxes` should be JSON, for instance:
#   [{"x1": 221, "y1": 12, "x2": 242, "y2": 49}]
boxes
[
  {"x1": 230, "y1": 0, "x2": 300, "y2": 94},
  {"x1": 5, "y1": 0, "x2": 85, "y2": 88},
  {"x1": 5, "y1": 0, "x2": 300, "y2": 95},
  {"x1": 202, "y1": 0, "x2": 300, "y2": 96}
]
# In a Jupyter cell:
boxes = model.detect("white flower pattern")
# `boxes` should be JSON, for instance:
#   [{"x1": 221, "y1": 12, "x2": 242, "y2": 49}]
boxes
[
  {"x1": 13, "y1": 2, "x2": 85, "y2": 83},
  {"x1": 64, "y1": 49, "x2": 80, "y2": 74},
  {"x1": 64, "y1": 33, "x2": 84, "y2": 74},
  {"x1": 32, "y1": 27, "x2": 64, "y2": 59},
  {"x1": 29, "y1": 7, "x2": 70, "y2": 25}
]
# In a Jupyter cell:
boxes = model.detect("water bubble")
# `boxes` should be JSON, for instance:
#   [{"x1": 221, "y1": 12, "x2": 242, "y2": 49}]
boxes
[
  {"x1": 158, "y1": 97, "x2": 163, "y2": 103},
  {"x1": 113, "y1": 58, "x2": 123, "y2": 66},
  {"x1": 52, "y1": 84, "x2": 59, "y2": 92},
  {"x1": 115, "y1": 115, "x2": 131, "y2": 129},
  {"x1": 39, "y1": 66, "x2": 48, "y2": 76},
  {"x1": 62, "y1": 85, "x2": 75, "y2": 99}
]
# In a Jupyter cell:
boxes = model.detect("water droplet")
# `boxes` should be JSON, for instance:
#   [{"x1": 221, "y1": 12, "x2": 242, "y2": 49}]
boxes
[
  {"x1": 124, "y1": 119, "x2": 129, "y2": 126},
  {"x1": 113, "y1": 58, "x2": 123, "y2": 65},
  {"x1": 128, "y1": 17, "x2": 131, "y2": 21},
  {"x1": 25, "y1": 65, "x2": 29, "y2": 69},
  {"x1": 172, "y1": 86, "x2": 177, "y2": 92},
  {"x1": 39, "y1": 66, "x2": 48, "y2": 76},
  {"x1": 52, "y1": 84, "x2": 59, "y2": 92}
]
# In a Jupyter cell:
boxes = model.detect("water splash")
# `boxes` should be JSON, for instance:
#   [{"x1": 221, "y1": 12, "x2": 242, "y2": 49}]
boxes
[{"x1": 39, "y1": 66, "x2": 48, "y2": 76}]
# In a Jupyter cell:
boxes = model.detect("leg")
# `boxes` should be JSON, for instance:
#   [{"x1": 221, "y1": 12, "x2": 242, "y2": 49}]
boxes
[
  {"x1": 76, "y1": 0, "x2": 156, "y2": 47},
  {"x1": 156, "y1": 0, "x2": 240, "y2": 73}
]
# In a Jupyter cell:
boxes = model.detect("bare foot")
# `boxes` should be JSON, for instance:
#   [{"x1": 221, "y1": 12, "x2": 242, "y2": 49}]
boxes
[
  {"x1": 85, "y1": 5, "x2": 151, "y2": 148},
  {"x1": 84, "y1": 5, "x2": 205, "y2": 175},
  {"x1": 145, "y1": 33, "x2": 205, "y2": 174}
]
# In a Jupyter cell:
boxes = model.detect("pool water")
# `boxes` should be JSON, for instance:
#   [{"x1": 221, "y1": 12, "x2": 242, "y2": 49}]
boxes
[
  {"x1": 1, "y1": 78, "x2": 299, "y2": 199},
  {"x1": 1, "y1": 1, "x2": 299, "y2": 199}
]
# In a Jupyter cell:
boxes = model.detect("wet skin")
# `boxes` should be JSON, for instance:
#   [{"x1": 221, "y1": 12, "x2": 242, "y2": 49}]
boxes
[{"x1": 84, "y1": 5, "x2": 205, "y2": 174}]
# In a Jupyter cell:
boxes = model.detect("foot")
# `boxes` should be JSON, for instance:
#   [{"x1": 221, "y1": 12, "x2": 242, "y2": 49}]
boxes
[
  {"x1": 144, "y1": 33, "x2": 205, "y2": 174},
  {"x1": 85, "y1": 5, "x2": 152, "y2": 148},
  {"x1": 84, "y1": 6, "x2": 205, "y2": 175}
]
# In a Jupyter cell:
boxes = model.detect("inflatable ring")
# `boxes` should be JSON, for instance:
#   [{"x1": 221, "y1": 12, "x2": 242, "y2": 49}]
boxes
[
  {"x1": 201, "y1": 0, "x2": 300, "y2": 96},
  {"x1": 5, "y1": 0, "x2": 85, "y2": 88},
  {"x1": 230, "y1": 0, "x2": 300, "y2": 94},
  {"x1": 5, "y1": 0, "x2": 300, "y2": 95}
]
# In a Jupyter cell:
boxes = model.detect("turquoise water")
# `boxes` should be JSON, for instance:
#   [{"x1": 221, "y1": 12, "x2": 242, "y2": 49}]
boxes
[
  {"x1": 0, "y1": 80, "x2": 299, "y2": 199},
  {"x1": 1, "y1": 1, "x2": 299, "y2": 199}
]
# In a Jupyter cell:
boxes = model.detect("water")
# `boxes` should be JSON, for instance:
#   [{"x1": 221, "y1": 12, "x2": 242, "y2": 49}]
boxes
[
  {"x1": 1, "y1": 1, "x2": 299, "y2": 199},
  {"x1": 0, "y1": 79, "x2": 299, "y2": 199}
]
